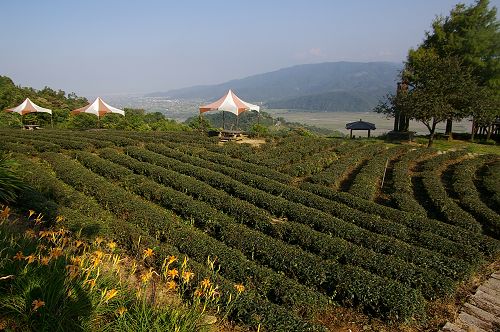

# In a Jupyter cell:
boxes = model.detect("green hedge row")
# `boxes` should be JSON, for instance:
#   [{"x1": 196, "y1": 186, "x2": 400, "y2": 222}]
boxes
[
  {"x1": 482, "y1": 160, "x2": 500, "y2": 214},
  {"x1": 96, "y1": 147, "x2": 455, "y2": 298},
  {"x1": 205, "y1": 135, "x2": 336, "y2": 169},
  {"x1": 299, "y1": 183, "x2": 499, "y2": 256},
  {"x1": 28, "y1": 130, "x2": 115, "y2": 149},
  {"x1": 390, "y1": 148, "x2": 435, "y2": 216},
  {"x1": 177, "y1": 146, "x2": 293, "y2": 183},
  {"x1": 133, "y1": 145, "x2": 475, "y2": 279},
  {"x1": 41, "y1": 152, "x2": 331, "y2": 316},
  {"x1": 52, "y1": 130, "x2": 138, "y2": 147},
  {"x1": 0, "y1": 141, "x2": 38, "y2": 155},
  {"x1": 72, "y1": 149, "x2": 426, "y2": 319},
  {"x1": 452, "y1": 155, "x2": 500, "y2": 239},
  {"x1": 141, "y1": 144, "x2": 479, "y2": 264},
  {"x1": 280, "y1": 150, "x2": 339, "y2": 177},
  {"x1": 0, "y1": 134, "x2": 61, "y2": 152},
  {"x1": 308, "y1": 143, "x2": 386, "y2": 188},
  {"x1": 2, "y1": 130, "x2": 93, "y2": 150},
  {"x1": 14, "y1": 155, "x2": 319, "y2": 331},
  {"x1": 348, "y1": 146, "x2": 409, "y2": 201},
  {"x1": 419, "y1": 151, "x2": 482, "y2": 233},
  {"x1": 111, "y1": 130, "x2": 219, "y2": 146}
]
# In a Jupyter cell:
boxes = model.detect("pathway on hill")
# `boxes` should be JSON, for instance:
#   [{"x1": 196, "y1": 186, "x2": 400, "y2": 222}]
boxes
[{"x1": 441, "y1": 270, "x2": 500, "y2": 332}]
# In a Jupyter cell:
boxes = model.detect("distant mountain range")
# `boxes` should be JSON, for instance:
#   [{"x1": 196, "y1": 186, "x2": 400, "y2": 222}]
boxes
[{"x1": 147, "y1": 61, "x2": 402, "y2": 112}]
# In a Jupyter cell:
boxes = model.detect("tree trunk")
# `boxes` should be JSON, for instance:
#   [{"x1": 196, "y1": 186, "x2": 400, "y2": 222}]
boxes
[
  {"x1": 471, "y1": 119, "x2": 476, "y2": 142},
  {"x1": 393, "y1": 111, "x2": 400, "y2": 131},
  {"x1": 398, "y1": 113, "x2": 407, "y2": 132},
  {"x1": 427, "y1": 121, "x2": 437, "y2": 148},
  {"x1": 445, "y1": 119, "x2": 453, "y2": 140},
  {"x1": 486, "y1": 124, "x2": 493, "y2": 141}
]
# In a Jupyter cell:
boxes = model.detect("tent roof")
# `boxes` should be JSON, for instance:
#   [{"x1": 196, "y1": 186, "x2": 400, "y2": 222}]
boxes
[
  {"x1": 199, "y1": 90, "x2": 260, "y2": 116},
  {"x1": 346, "y1": 119, "x2": 376, "y2": 130},
  {"x1": 5, "y1": 98, "x2": 52, "y2": 115},
  {"x1": 71, "y1": 97, "x2": 124, "y2": 118}
]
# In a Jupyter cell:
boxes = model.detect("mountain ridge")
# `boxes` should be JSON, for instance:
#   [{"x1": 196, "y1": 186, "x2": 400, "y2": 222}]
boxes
[{"x1": 148, "y1": 61, "x2": 402, "y2": 112}]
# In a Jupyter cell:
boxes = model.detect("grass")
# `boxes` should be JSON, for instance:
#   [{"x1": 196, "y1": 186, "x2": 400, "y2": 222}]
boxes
[
  {"x1": 0, "y1": 206, "x2": 243, "y2": 332},
  {"x1": 413, "y1": 137, "x2": 500, "y2": 155}
]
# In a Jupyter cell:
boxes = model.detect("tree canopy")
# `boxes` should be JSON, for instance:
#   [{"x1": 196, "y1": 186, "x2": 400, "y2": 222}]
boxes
[{"x1": 375, "y1": 0, "x2": 500, "y2": 146}]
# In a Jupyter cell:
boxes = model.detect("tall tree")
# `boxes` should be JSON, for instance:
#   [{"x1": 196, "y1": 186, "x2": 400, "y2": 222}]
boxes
[
  {"x1": 420, "y1": 0, "x2": 500, "y2": 136},
  {"x1": 376, "y1": 49, "x2": 488, "y2": 147}
]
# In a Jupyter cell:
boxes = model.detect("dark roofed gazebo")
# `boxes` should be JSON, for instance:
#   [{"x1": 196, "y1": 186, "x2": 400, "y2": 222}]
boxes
[{"x1": 346, "y1": 119, "x2": 376, "y2": 138}]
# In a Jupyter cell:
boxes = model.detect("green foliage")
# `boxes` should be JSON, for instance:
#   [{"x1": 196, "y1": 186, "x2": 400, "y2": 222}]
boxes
[
  {"x1": 419, "y1": 151, "x2": 483, "y2": 233},
  {"x1": 0, "y1": 152, "x2": 25, "y2": 203},
  {"x1": 39, "y1": 151, "x2": 328, "y2": 330},
  {"x1": 390, "y1": 148, "x2": 436, "y2": 216},
  {"x1": 0, "y1": 129, "x2": 498, "y2": 329},
  {"x1": 348, "y1": 146, "x2": 409, "y2": 201},
  {"x1": 67, "y1": 113, "x2": 100, "y2": 129},
  {"x1": 451, "y1": 155, "x2": 500, "y2": 238},
  {"x1": 0, "y1": 76, "x2": 88, "y2": 128},
  {"x1": 423, "y1": 0, "x2": 500, "y2": 89},
  {"x1": 375, "y1": 0, "x2": 500, "y2": 145},
  {"x1": 309, "y1": 143, "x2": 385, "y2": 188},
  {"x1": 137, "y1": 144, "x2": 478, "y2": 278},
  {"x1": 0, "y1": 112, "x2": 22, "y2": 128}
]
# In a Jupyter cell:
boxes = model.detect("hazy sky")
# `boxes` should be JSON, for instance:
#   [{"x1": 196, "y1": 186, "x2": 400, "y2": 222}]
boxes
[{"x1": 2, "y1": 0, "x2": 498, "y2": 97}]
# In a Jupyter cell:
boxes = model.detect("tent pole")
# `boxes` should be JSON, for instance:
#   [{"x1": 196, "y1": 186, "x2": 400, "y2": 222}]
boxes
[
  {"x1": 222, "y1": 111, "x2": 225, "y2": 131},
  {"x1": 237, "y1": 114, "x2": 239, "y2": 130}
]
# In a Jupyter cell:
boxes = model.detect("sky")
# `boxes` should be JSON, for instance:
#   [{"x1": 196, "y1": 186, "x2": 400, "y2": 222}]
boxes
[{"x1": 1, "y1": 0, "x2": 499, "y2": 97}]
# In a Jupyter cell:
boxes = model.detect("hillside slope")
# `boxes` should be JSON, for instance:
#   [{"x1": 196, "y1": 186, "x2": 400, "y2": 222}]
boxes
[{"x1": 148, "y1": 61, "x2": 401, "y2": 112}]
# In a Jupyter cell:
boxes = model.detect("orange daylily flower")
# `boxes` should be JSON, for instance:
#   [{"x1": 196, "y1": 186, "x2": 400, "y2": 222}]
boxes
[
  {"x1": 167, "y1": 268, "x2": 179, "y2": 279},
  {"x1": 25, "y1": 255, "x2": 36, "y2": 264},
  {"x1": 116, "y1": 306, "x2": 127, "y2": 316},
  {"x1": 108, "y1": 241, "x2": 117, "y2": 250},
  {"x1": 50, "y1": 247, "x2": 63, "y2": 259},
  {"x1": 141, "y1": 270, "x2": 153, "y2": 283},
  {"x1": 167, "y1": 255, "x2": 177, "y2": 264},
  {"x1": 234, "y1": 283, "x2": 245, "y2": 294},
  {"x1": 201, "y1": 278, "x2": 211, "y2": 289},
  {"x1": 32, "y1": 299, "x2": 45, "y2": 311},
  {"x1": 94, "y1": 237, "x2": 104, "y2": 246},
  {"x1": 166, "y1": 280, "x2": 177, "y2": 290},
  {"x1": 0, "y1": 206, "x2": 10, "y2": 218},
  {"x1": 182, "y1": 271, "x2": 195, "y2": 283},
  {"x1": 40, "y1": 256, "x2": 50, "y2": 266},
  {"x1": 13, "y1": 251, "x2": 25, "y2": 261},
  {"x1": 104, "y1": 289, "x2": 118, "y2": 303},
  {"x1": 143, "y1": 248, "x2": 154, "y2": 259}
]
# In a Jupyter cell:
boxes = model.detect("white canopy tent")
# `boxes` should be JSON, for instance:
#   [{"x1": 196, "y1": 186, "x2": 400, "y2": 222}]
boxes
[
  {"x1": 71, "y1": 97, "x2": 125, "y2": 118},
  {"x1": 5, "y1": 98, "x2": 53, "y2": 127},
  {"x1": 199, "y1": 90, "x2": 260, "y2": 129}
]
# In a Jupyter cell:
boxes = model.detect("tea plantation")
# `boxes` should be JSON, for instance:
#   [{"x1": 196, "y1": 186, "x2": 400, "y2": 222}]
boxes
[{"x1": 1, "y1": 129, "x2": 499, "y2": 331}]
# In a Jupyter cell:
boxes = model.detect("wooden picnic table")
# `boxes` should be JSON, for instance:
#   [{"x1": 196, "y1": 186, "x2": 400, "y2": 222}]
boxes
[
  {"x1": 22, "y1": 124, "x2": 42, "y2": 130},
  {"x1": 218, "y1": 130, "x2": 244, "y2": 141}
]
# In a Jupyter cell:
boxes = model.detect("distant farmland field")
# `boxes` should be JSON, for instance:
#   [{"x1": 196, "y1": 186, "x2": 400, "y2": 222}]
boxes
[
  {"x1": 2, "y1": 129, "x2": 498, "y2": 331},
  {"x1": 266, "y1": 110, "x2": 473, "y2": 137}
]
